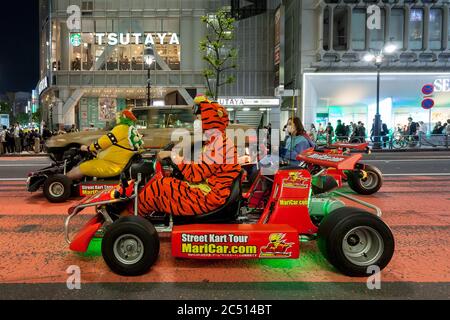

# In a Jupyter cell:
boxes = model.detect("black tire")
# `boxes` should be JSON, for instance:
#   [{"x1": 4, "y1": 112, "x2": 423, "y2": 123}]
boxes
[
  {"x1": 318, "y1": 207, "x2": 394, "y2": 277},
  {"x1": 43, "y1": 174, "x2": 72, "y2": 203},
  {"x1": 102, "y1": 216, "x2": 160, "y2": 276},
  {"x1": 347, "y1": 164, "x2": 383, "y2": 195}
]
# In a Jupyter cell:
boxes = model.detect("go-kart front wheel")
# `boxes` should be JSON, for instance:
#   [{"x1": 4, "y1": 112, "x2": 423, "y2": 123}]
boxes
[
  {"x1": 43, "y1": 174, "x2": 72, "y2": 203},
  {"x1": 318, "y1": 207, "x2": 394, "y2": 277},
  {"x1": 102, "y1": 216, "x2": 160, "y2": 276},
  {"x1": 347, "y1": 164, "x2": 383, "y2": 195}
]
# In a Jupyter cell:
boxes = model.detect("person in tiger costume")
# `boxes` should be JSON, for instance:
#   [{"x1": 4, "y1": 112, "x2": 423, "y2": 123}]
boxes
[
  {"x1": 66, "y1": 107, "x2": 144, "y2": 180},
  {"x1": 137, "y1": 95, "x2": 241, "y2": 216}
]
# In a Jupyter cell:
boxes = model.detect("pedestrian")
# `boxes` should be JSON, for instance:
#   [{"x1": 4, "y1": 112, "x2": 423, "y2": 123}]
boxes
[
  {"x1": 13, "y1": 123, "x2": 22, "y2": 154},
  {"x1": 335, "y1": 120, "x2": 346, "y2": 141},
  {"x1": 309, "y1": 124, "x2": 317, "y2": 142},
  {"x1": 432, "y1": 121, "x2": 442, "y2": 135},
  {"x1": 446, "y1": 119, "x2": 450, "y2": 136},
  {"x1": 0, "y1": 126, "x2": 5, "y2": 155},
  {"x1": 325, "y1": 122, "x2": 334, "y2": 145},
  {"x1": 381, "y1": 121, "x2": 389, "y2": 148}
]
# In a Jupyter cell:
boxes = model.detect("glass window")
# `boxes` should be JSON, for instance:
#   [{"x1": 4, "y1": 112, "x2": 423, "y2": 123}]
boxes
[
  {"x1": 70, "y1": 34, "x2": 82, "y2": 71},
  {"x1": 429, "y1": 8, "x2": 442, "y2": 50},
  {"x1": 81, "y1": 33, "x2": 94, "y2": 70},
  {"x1": 154, "y1": 33, "x2": 181, "y2": 70},
  {"x1": 118, "y1": 45, "x2": 131, "y2": 70},
  {"x1": 409, "y1": 8, "x2": 423, "y2": 50},
  {"x1": 352, "y1": 8, "x2": 366, "y2": 50},
  {"x1": 323, "y1": 7, "x2": 330, "y2": 50},
  {"x1": 95, "y1": 44, "x2": 106, "y2": 70},
  {"x1": 133, "y1": 107, "x2": 195, "y2": 129},
  {"x1": 333, "y1": 7, "x2": 349, "y2": 51},
  {"x1": 107, "y1": 47, "x2": 119, "y2": 70},
  {"x1": 389, "y1": 8, "x2": 404, "y2": 49},
  {"x1": 130, "y1": 45, "x2": 144, "y2": 70},
  {"x1": 369, "y1": 8, "x2": 385, "y2": 50}
]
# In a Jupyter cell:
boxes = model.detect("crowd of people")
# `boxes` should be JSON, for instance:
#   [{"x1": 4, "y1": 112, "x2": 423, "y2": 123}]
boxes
[
  {"x1": 0, "y1": 123, "x2": 55, "y2": 155},
  {"x1": 307, "y1": 121, "x2": 369, "y2": 145}
]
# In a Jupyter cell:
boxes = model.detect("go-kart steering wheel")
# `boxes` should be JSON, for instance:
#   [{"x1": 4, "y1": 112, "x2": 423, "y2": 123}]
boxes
[{"x1": 159, "y1": 142, "x2": 184, "y2": 180}]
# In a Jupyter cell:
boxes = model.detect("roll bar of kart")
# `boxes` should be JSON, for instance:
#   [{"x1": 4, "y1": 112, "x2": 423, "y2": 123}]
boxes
[{"x1": 64, "y1": 173, "x2": 142, "y2": 245}]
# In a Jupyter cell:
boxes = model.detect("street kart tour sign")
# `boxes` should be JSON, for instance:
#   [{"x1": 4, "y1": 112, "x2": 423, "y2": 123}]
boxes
[
  {"x1": 172, "y1": 225, "x2": 299, "y2": 259},
  {"x1": 80, "y1": 184, "x2": 115, "y2": 196}
]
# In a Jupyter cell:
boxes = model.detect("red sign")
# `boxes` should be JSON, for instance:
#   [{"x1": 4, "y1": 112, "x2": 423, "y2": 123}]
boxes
[
  {"x1": 172, "y1": 224, "x2": 299, "y2": 259},
  {"x1": 421, "y1": 98, "x2": 434, "y2": 110}
]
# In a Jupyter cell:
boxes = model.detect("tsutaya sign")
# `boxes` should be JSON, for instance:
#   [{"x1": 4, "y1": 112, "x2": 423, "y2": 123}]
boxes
[
  {"x1": 93, "y1": 32, "x2": 180, "y2": 46},
  {"x1": 433, "y1": 79, "x2": 450, "y2": 92},
  {"x1": 218, "y1": 98, "x2": 280, "y2": 106}
]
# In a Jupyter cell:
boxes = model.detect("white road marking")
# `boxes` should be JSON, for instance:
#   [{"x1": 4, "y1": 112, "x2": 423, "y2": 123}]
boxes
[
  {"x1": 0, "y1": 178, "x2": 28, "y2": 181},
  {"x1": 0, "y1": 164, "x2": 50, "y2": 167}
]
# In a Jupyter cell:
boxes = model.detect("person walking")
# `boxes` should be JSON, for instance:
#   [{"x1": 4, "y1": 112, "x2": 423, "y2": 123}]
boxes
[
  {"x1": 0, "y1": 126, "x2": 5, "y2": 155},
  {"x1": 13, "y1": 123, "x2": 22, "y2": 154},
  {"x1": 325, "y1": 122, "x2": 334, "y2": 146},
  {"x1": 335, "y1": 120, "x2": 346, "y2": 141},
  {"x1": 309, "y1": 124, "x2": 318, "y2": 142}
]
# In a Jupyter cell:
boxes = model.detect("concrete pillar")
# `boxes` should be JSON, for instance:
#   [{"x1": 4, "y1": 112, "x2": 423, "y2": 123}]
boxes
[
  {"x1": 423, "y1": 5, "x2": 430, "y2": 51},
  {"x1": 443, "y1": 5, "x2": 449, "y2": 51},
  {"x1": 60, "y1": 23, "x2": 70, "y2": 71}
]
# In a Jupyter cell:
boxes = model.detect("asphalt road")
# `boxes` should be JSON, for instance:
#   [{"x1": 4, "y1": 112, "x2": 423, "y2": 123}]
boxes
[
  {"x1": 1, "y1": 152, "x2": 449, "y2": 180},
  {"x1": 0, "y1": 152, "x2": 449, "y2": 300}
]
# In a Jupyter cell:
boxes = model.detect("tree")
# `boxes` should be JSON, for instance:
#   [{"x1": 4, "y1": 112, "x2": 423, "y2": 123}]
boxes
[
  {"x1": 0, "y1": 101, "x2": 12, "y2": 115},
  {"x1": 32, "y1": 107, "x2": 42, "y2": 124},
  {"x1": 15, "y1": 113, "x2": 29, "y2": 126},
  {"x1": 200, "y1": 9, "x2": 238, "y2": 101}
]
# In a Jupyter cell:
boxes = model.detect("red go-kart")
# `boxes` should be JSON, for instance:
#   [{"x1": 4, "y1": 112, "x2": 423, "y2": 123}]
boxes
[
  {"x1": 65, "y1": 144, "x2": 394, "y2": 277},
  {"x1": 302, "y1": 142, "x2": 383, "y2": 195}
]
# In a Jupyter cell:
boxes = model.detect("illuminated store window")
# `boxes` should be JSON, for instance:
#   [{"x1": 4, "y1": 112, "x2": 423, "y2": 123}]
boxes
[
  {"x1": 429, "y1": 8, "x2": 443, "y2": 50},
  {"x1": 333, "y1": 7, "x2": 349, "y2": 51},
  {"x1": 95, "y1": 45, "x2": 106, "y2": 70},
  {"x1": 409, "y1": 8, "x2": 424, "y2": 50},
  {"x1": 107, "y1": 47, "x2": 119, "y2": 71},
  {"x1": 130, "y1": 45, "x2": 144, "y2": 70},
  {"x1": 118, "y1": 45, "x2": 131, "y2": 70},
  {"x1": 352, "y1": 8, "x2": 366, "y2": 50},
  {"x1": 71, "y1": 36, "x2": 82, "y2": 71},
  {"x1": 369, "y1": 8, "x2": 385, "y2": 50},
  {"x1": 82, "y1": 33, "x2": 94, "y2": 70},
  {"x1": 389, "y1": 8, "x2": 405, "y2": 49}
]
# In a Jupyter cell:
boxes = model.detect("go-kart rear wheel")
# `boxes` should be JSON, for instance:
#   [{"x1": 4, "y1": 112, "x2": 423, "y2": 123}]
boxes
[
  {"x1": 43, "y1": 174, "x2": 72, "y2": 203},
  {"x1": 347, "y1": 164, "x2": 383, "y2": 195},
  {"x1": 102, "y1": 216, "x2": 160, "y2": 276},
  {"x1": 318, "y1": 207, "x2": 394, "y2": 277}
]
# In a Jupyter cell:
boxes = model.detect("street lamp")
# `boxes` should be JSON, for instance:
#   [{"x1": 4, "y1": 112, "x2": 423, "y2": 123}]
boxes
[
  {"x1": 363, "y1": 42, "x2": 397, "y2": 149},
  {"x1": 144, "y1": 46, "x2": 155, "y2": 107}
]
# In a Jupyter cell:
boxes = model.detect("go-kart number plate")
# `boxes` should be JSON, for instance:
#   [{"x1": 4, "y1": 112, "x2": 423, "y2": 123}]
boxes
[{"x1": 172, "y1": 224, "x2": 299, "y2": 260}]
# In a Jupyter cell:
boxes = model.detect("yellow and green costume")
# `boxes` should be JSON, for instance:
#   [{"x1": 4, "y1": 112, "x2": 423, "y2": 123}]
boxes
[{"x1": 79, "y1": 117, "x2": 143, "y2": 178}]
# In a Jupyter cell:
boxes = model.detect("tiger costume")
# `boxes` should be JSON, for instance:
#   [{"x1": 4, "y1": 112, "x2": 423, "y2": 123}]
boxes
[{"x1": 138, "y1": 97, "x2": 241, "y2": 216}]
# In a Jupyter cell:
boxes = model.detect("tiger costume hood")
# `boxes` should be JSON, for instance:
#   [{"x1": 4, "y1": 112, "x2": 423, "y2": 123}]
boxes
[{"x1": 198, "y1": 101, "x2": 229, "y2": 133}]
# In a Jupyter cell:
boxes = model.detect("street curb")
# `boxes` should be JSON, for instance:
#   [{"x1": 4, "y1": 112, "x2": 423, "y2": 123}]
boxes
[{"x1": 0, "y1": 154, "x2": 50, "y2": 158}]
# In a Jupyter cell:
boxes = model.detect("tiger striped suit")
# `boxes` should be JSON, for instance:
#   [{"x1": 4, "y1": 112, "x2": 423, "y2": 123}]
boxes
[{"x1": 138, "y1": 101, "x2": 241, "y2": 216}]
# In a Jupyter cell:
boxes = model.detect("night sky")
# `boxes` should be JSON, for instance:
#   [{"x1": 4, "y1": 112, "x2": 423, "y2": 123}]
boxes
[{"x1": 0, "y1": 0, "x2": 39, "y2": 94}]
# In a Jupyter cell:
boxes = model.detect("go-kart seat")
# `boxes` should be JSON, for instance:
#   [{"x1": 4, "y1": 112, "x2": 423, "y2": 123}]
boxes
[
  {"x1": 172, "y1": 171, "x2": 243, "y2": 225},
  {"x1": 123, "y1": 153, "x2": 142, "y2": 177}
]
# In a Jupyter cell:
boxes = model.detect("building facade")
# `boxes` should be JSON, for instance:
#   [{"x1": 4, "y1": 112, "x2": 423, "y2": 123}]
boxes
[
  {"x1": 38, "y1": 0, "x2": 280, "y2": 130},
  {"x1": 280, "y1": 0, "x2": 450, "y2": 132}
]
